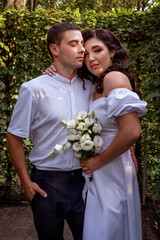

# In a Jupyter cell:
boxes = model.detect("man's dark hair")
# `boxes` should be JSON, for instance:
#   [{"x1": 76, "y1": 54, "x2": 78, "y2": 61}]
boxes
[{"x1": 47, "y1": 22, "x2": 81, "y2": 58}]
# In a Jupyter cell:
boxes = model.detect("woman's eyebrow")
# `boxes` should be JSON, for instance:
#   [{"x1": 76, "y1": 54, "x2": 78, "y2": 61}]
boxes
[{"x1": 91, "y1": 45, "x2": 102, "y2": 49}]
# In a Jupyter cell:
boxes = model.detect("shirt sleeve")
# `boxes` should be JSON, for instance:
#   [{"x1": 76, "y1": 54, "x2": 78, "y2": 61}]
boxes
[
  {"x1": 105, "y1": 88, "x2": 147, "y2": 118},
  {"x1": 7, "y1": 83, "x2": 37, "y2": 138}
]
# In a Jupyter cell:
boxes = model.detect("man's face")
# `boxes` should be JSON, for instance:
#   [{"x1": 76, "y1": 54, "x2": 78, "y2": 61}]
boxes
[{"x1": 53, "y1": 30, "x2": 85, "y2": 70}]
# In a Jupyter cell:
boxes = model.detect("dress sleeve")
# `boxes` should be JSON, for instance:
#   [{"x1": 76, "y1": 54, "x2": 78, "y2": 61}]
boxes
[
  {"x1": 7, "y1": 83, "x2": 37, "y2": 138},
  {"x1": 106, "y1": 88, "x2": 147, "y2": 118}
]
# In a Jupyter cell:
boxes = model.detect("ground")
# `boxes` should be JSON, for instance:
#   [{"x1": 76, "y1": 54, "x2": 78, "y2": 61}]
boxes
[
  {"x1": 0, "y1": 183, "x2": 160, "y2": 240},
  {"x1": 141, "y1": 200, "x2": 160, "y2": 240},
  {"x1": 0, "y1": 206, "x2": 73, "y2": 240}
]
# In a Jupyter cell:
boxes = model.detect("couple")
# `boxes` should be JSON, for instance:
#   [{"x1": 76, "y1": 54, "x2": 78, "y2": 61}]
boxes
[{"x1": 7, "y1": 22, "x2": 147, "y2": 240}]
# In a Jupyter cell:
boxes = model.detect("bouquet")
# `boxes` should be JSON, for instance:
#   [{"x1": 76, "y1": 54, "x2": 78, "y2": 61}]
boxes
[{"x1": 49, "y1": 110, "x2": 103, "y2": 179}]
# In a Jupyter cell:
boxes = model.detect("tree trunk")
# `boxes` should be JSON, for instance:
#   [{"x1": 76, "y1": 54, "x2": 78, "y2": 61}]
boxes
[
  {"x1": 33, "y1": 0, "x2": 37, "y2": 11},
  {"x1": 5, "y1": 0, "x2": 26, "y2": 9},
  {"x1": 15, "y1": 0, "x2": 26, "y2": 9},
  {"x1": 29, "y1": 0, "x2": 34, "y2": 12},
  {"x1": 137, "y1": 0, "x2": 142, "y2": 10}
]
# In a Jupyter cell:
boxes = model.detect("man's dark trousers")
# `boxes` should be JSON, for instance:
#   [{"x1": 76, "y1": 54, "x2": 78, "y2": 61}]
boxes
[{"x1": 31, "y1": 167, "x2": 85, "y2": 240}]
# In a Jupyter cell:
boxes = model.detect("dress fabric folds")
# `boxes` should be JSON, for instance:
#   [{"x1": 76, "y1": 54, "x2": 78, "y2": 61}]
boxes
[{"x1": 83, "y1": 88, "x2": 147, "y2": 240}]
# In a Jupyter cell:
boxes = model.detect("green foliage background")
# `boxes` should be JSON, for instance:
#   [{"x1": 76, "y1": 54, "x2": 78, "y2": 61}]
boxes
[{"x1": 0, "y1": 4, "x2": 160, "y2": 200}]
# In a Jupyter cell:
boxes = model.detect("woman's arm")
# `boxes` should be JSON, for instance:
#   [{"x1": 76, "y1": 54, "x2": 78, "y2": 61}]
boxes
[
  {"x1": 81, "y1": 112, "x2": 141, "y2": 174},
  {"x1": 81, "y1": 72, "x2": 141, "y2": 173}
]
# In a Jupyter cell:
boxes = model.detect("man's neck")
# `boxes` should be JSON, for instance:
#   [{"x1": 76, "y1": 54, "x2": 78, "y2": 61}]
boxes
[{"x1": 54, "y1": 62, "x2": 77, "y2": 83}]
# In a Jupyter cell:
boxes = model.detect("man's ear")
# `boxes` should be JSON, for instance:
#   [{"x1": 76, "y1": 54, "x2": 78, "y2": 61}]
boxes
[{"x1": 49, "y1": 44, "x2": 59, "y2": 57}]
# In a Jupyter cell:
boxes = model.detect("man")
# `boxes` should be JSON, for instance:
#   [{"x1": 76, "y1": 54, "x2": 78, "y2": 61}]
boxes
[{"x1": 7, "y1": 22, "x2": 94, "y2": 240}]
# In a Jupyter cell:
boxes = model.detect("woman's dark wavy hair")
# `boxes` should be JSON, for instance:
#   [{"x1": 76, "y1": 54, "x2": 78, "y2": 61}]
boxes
[{"x1": 78, "y1": 29, "x2": 135, "y2": 93}]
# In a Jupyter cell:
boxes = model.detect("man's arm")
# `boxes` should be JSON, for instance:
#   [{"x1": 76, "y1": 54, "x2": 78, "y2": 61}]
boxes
[
  {"x1": 6, "y1": 132, "x2": 47, "y2": 201},
  {"x1": 130, "y1": 146, "x2": 138, "y2": 174}
]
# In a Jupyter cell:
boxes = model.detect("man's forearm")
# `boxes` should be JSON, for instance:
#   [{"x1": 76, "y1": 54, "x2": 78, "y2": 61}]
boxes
[
  {"x1": 6, "y1": 132, "x2": 47, "y2": 200},
  {"x1": 6, "y1": 132, "x2": 31, "y2": 188}
]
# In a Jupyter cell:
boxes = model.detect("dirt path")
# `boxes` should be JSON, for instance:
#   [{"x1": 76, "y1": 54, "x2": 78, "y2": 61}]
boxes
[
  {"x1": 0, "y1": 203, "x2": 159, "y2": 240},
  {"x1": 0, "y1": 206, "x2": 73, "y2": 240}
]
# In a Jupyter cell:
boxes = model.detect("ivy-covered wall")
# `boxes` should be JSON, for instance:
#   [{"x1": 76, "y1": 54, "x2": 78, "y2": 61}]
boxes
[{"x1": 0, "y1": 5, "x2": 160, "y2": 198}]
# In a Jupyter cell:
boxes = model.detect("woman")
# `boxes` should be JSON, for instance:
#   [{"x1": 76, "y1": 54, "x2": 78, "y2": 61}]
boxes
[
  {"x1": 44, "y1": 29, "x2": 147, "y2": 240},
  {"x1": 79, "y1": 29, "x2": 147, "y2": 240}
]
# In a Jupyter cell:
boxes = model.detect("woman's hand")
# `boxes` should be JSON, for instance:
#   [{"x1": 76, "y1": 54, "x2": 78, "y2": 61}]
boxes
[
  {"x1": 80, "y1": 155, "x2": 103, "y2": 174},
  {"x1": 43, "y1": 63, "x2": 56, "y2": 76}
]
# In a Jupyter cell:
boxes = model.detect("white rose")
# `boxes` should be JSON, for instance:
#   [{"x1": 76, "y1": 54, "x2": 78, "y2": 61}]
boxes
[
  {"x1": 77, "y1": 122, "x2": 87, "y2": 131},
  {"x1": 68, "y1": 135, "x2": 76, "y2": 141},
  {"x1": 75, "y1": 134, "x2": 82, "y2": 140},
  {"x1": 80, "y1": 133, "x2": 91, "y2": 143},
  {"x1": 72, "y1": 142, "x2": 81, "y2": 151},
  {"x1": 85, "y1": 117, "x2": 94, "y2": 127},
  {"x1": 63, "y1": 142, "x2": 71, "y2": 150},
  {"x1": 54, "y1": 144, "x2": 63, "y2": 153},
  {"x1": 92, "y1": 123, "x2": 102, "y2": 133},
  {"x1": 93, "y1": 135, "x2": 103, "y2": 148},
  {"x1": 95, "y1": 147, "x2": 102, "y2": 154},
  {"x1": 81, "y1": 140, "x2": 94, "y2": 151},
  {"x1": 77, "y1": 111, "x2": 87, "y2": 120},
  {"x1": 69, "y1": 129, "x2": 78, "y2": 134},
  {"x1": 74, "y1": 151, "x2": 82, "y2": 159},
  {"x1": 67, "y1": 119, "x2": 76, "y2": 129},
  {"x1": 75, "y1": 118, "x2": 80, "y2": 125},
  {"x1": 69, "y1": 134, "x2": 81, "y2": 141}
]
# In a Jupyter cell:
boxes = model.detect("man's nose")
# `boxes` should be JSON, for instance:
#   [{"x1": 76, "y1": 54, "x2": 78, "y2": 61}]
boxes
[{"x1": 78, "y1": 44, "x2": 85, "y2": 53}]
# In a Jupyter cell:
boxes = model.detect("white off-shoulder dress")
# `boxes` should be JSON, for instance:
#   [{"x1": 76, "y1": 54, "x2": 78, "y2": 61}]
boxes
[{"x1": 83, "y1": 88, "x2": 147, "y2": 240}]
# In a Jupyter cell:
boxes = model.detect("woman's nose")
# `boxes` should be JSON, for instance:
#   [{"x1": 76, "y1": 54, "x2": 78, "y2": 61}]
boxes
[{"x1": 89, "y1": 53, "x2": 95, "y2": 61}]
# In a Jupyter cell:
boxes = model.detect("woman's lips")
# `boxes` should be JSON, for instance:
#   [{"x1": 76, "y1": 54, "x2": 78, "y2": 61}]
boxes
[{"x1": 90, "y1": 64, "x2": 99, "y2": 69}]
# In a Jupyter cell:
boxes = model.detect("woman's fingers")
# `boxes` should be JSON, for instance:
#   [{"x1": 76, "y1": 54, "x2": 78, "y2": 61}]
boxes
[
  {"x1": 82, "y1": 166, "x2": 92, "y2": 174},
  {"x1": 43, "y1": 63, "x2": 56, "y2": 76},
  {"x1": 43, "y1": 69, "x2": 52, "y2": 76}
]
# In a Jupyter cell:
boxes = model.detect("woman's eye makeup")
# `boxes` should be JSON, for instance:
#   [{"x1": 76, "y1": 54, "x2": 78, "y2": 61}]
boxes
[
  {"x1": 84, "y1": 47, "x2": 103, "y2": 58},
  {"x1": 95, "y1": 48, "x2": 102, "y2": 53}
]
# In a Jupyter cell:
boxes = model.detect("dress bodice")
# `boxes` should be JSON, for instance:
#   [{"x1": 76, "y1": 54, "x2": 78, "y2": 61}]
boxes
[
  {"x1": 89, "y1": 88, "x2": 147, "y2": 151},
  {"x1": 90, "y1": 88, "x2": 147, "y2": 131}
]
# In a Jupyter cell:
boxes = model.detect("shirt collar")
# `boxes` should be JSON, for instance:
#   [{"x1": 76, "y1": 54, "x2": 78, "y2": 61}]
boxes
[{"x1": 53, "y1": 73, "x2": 78, "y2": 84}]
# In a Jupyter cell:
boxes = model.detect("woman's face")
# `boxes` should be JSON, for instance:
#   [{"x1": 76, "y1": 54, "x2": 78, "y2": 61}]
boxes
[{"x1": 84, "y1": 37, "x2": 115, "y2": 77}]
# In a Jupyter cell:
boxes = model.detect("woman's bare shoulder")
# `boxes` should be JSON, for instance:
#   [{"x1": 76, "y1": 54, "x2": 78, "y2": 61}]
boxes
[{"x1": 103, "y1": 71, "x2": 132, "y2": 96}]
